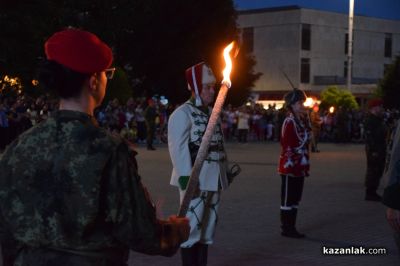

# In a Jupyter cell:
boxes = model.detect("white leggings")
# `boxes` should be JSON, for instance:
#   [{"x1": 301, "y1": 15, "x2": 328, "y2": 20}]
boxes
[{"x1": 179, "y1": 190, "x2": 221, "y2": 248}]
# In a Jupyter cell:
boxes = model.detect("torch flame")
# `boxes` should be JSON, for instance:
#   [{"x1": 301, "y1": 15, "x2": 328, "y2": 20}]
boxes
[{"x1": 222, "y1": 42, "x2": 235, "y2": 88}]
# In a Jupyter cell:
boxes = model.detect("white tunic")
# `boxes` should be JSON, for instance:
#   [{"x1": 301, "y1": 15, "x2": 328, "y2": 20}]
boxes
[{"x1": 168, "y1": 100, "x2": 228, "y2": 191}]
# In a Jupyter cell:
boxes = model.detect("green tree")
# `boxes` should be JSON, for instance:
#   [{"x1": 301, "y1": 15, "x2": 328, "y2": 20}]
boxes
[
  {"x1": 378, "y1": 56, "x2": 400, "y2": 109},
  {"x1": 0, "y1": 0, "x2": 260, "y2": 105},
  {"x1": 121, "y1": 0, "x2": 260, "y2": 105},
  {"x1": 320, "y1": 85, "x2": 358, "y2": 110},
  {"x1": 104, "y1": 67, "x2": 133, "y2": 104}
]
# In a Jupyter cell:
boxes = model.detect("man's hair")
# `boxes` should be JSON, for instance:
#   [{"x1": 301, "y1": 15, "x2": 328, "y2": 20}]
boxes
[
  {"x1": 283, "y1": 89, "x2": 307, "y2": 108},
  {"x1": 38, "y1": 59, "x2": 89, "y2": 99}
]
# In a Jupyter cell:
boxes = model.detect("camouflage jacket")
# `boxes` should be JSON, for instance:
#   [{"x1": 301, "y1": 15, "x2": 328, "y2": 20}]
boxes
[
  {"x1": 364, "y1": 113, "x2": 387, "y2": 155},
  {"x1": 0, "y1": 110, "x2": 165, "y2": 259}
]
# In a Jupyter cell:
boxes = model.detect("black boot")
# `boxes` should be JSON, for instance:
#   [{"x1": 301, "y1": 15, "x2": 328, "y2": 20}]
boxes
[
  {"x1": 196, "y1": 243, "x2": 208, "y2": 266},
  {"x1": 280, "y1": 209, "x2": 305, "y2": 238},
  {"x1": 181, "y1": 246, "x2": 197, "y2": 266}
]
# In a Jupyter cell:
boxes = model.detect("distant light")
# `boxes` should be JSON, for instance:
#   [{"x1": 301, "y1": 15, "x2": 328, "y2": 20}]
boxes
[
  {"x1": 160, "y1": 96, "x2": 168, "y2": 105},
  {"x1": 32, "y1": 79, "x2": 39, "y2": 86},
  {"x1": 303, "y1": 97, "x2": 315, "y2": 107},
  {"x1": 256, "y1": 100, "x2": 284, "y2": 110},
  {"x1": 329, "y1": 106, "x2": 335, "y2": 113}
]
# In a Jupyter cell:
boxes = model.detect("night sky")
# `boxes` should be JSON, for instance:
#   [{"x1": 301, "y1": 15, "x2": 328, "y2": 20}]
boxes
[{"x1": 233, "y1": 0, "x2": 400, "y2": 20}]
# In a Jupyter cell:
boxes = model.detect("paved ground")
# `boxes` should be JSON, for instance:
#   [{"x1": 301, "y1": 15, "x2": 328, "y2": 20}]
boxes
[{"x1": 128, "y1": 142, "x2": 399, "y2": 266}]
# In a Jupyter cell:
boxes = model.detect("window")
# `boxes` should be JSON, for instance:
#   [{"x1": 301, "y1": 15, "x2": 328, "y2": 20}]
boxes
[
  {"x1": 301, "y1": 24, "x2": 311, "y2": 51},
  {"x1": 301, "y1": 58, "x2": 310, "y2": 83},
  {"x1": 242, "y1": 27, "x2": 254, "y2": 52},
  {"x1": 385, "y1": 33, "x2": 392, "y2": 58}
]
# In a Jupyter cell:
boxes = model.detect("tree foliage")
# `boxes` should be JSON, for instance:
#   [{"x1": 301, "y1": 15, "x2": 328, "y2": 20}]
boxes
[
  {"x1": 104, "y1": 67, "x2": 133, "y2": 104},
  {"x1": 0, "y1": 0, "x2": 260, "y2": 105},
  {"x1": 378, "y1": 56, "x2": 400, "y2": 109},
  {"x1": 320, "y1": 85, "x2": 359, "y2": 110}
]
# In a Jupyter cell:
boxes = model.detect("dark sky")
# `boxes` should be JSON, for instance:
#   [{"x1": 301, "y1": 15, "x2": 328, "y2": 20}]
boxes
[{"x1": 233, "y1": 0, "x2": 400, "y2": 20}]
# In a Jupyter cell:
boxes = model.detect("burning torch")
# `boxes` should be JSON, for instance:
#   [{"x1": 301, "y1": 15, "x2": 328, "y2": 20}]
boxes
[{"x1": 178, "y1": 42, "x2": 237, "y2": 217}]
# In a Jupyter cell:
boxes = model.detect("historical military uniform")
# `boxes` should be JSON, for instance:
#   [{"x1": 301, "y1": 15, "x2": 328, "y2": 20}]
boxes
[
  {"x1": 168, "y1": 99, "x2": 228, "y2": 265},
  {"x1": 0, "y1": 110, "x2": 176, "y2": 266},
  {"x1": 278, "y1": 89, "x2": 311, "y2": 238},
  {"x1": 364, "y1": 99, "x2": 387, "y2": 201},
  {"x1": 168, "y1": 62, "x2": 229, "y2": 266}
]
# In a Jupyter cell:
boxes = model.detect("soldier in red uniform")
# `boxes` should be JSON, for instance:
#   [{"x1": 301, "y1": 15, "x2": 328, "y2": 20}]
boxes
[{"x1": 278, "y1": 89, "x2": 311, "y2": 238}]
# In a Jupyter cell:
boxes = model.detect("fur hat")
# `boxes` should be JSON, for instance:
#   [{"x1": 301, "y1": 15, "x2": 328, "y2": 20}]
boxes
[
  {"x1": 284, "y1": 88, "x2": 307, "y2": 107},
  {"x1": 45, "y1": 28, "x2": 113, "y2": 74},
  {"x1": 185, "y1": 62, "x2": 216, "y2": 106}
]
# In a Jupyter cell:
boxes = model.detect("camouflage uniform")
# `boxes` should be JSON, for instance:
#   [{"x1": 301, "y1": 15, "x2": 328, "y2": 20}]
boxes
[
  {"x1": 364, "y1": 112, "x2": 387, "y2": 196},
  {"x1": 0, "y1": 110, "x2": 170, "y2": 266}
]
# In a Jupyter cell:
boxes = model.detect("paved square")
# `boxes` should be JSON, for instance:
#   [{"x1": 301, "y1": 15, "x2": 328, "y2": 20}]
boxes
[{"x1": 130, "y1": 142, "x2": 398, "y2": 266}]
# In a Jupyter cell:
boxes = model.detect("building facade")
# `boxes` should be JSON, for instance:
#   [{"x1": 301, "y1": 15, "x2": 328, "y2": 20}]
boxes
[{"x1": 238, "y1": 6, "x2": 400, "y2": 102}]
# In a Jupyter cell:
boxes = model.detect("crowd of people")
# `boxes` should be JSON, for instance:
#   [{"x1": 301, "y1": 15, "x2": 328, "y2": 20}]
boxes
[
  {"x1": 0, "y1": 28, "x2": 399, "y2": 266},
  {"x1": 1, "y1": 92, "x2": 399, "y2": 152}
]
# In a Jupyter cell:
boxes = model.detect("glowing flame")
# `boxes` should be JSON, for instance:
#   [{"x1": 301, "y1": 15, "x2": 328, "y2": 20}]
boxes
[
  {"x1": 329, "y1": 106, "x2": 335, "y2": 113},
  {"x1": 222, "y1": 42, "x2": 235, "y2": 88},
  {"x1": 303, "y1": 97, "x2": 315, "y2": 107}
]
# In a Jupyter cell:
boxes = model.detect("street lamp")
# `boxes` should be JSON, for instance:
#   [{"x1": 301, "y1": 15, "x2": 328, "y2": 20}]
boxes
[{"x1": 347, "y1": 0, "x2": 354, "y2": 91}]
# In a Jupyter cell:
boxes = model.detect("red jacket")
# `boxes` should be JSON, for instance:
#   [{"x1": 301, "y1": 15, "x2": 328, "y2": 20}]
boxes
[{"x1": 278, "y1": 113, "x2": 311, "y2": 177}]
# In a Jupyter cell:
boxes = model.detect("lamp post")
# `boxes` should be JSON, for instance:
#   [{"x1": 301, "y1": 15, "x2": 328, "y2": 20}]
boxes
[{"x1": 347, "y1": 0, "x2": 354, "y2": 91}]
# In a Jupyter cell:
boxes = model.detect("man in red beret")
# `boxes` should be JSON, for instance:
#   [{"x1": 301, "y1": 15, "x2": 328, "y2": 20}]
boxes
[
  {"x1": 364, "y1": 98, "x2": 387, "y2": 201},
  {"x1": 0, "y1": 28, "x2": 189, "y2": 266}
]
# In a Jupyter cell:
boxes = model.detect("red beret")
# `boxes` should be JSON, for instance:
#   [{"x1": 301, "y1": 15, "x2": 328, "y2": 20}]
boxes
[
  {"x1": 45, "y1": 29, "x2": 113, "y2": 74},
  {"x1": 367, "y1": 98, "x2": 383, "y2": 109}
]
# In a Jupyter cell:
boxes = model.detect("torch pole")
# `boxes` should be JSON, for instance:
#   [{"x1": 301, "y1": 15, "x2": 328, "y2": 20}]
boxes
[{"x1": 177, "y1": 82, "x2": 230, "y2": 217}]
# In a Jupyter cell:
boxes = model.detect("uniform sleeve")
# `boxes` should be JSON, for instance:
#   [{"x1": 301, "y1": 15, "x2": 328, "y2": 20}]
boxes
[
  {"x1": 103, "y1": 143, "x2": 163, "y2": 255},
  {"x1": 167, "y1": 108, "x2": 192, "y2": 177}
]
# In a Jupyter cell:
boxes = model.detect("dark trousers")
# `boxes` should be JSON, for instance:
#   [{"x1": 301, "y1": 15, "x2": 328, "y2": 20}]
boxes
[
  {"x1": 136, "y1": 121, "x2": 146, "y2": 142},
  {"x1": 146, "y1": 124, "x2": 155, "y2": 148},
  {"x1": 280, "y1": 175, "x2": 305, "y2": 232},
  {"x1": 181, "y1": 243, "x2": 208, "y2": 266},
  {"x1": 281, "y1": 175, "x2": 304, "y2": 209},
  {"x1": 365, "y1": 152, "x2": 385, "y2": 193},
  {"x1": 237, "y1": 129, "x2": 248, "y2": 143},
  {"x1": 394, "y1": 232, "x2": 400, "y2": 255}
]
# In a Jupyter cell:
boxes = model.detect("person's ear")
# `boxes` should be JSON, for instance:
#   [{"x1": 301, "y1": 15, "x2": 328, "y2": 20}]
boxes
[{"x1": 88, "y1": 74, "x2": 98, "y2": 93}]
